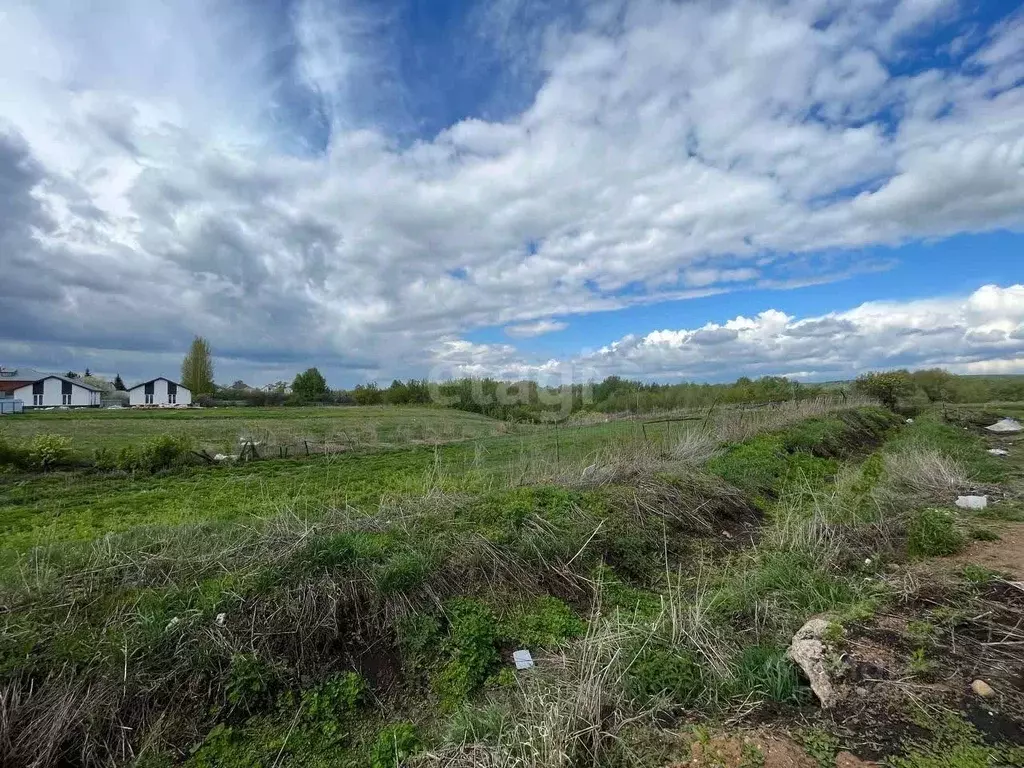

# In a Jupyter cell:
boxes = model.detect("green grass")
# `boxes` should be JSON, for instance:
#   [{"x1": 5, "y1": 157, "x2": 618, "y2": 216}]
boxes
[
  {"x1": 4, "y1": 403, "x2": 1021, "y2": 768},
  {"x1": 1, "y1": 405, "x2": 513, "y2": 456}
]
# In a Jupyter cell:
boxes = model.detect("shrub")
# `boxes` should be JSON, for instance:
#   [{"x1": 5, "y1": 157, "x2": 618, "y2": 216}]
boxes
[
  {"x1": 497, "y1": 596, "x2": 585, "y2": 648},
  {"x1": 626, "y1": 644, "x2": 706, "y2": 706},
  {"x1": 907, "y1": 508, "x2": 965, "y2": 558},
  {"x1": 225, "y1": 654, "x2": 278, "y2": 714},
  {"x1": 117, "y1": 434, "x2": 192, "y2": 472},
  {"x1": 854, "y1": 370, "x2": 915, "y2": 410},
  {"x1": 28, "y1": 434, "x2": 73, "y2": 469},
  {"x1": 434, "y1": 599, "x2": 499, "y2": 710},
  {"x1": 370, "y1": 723, "x2": 421, "y2": 768}
]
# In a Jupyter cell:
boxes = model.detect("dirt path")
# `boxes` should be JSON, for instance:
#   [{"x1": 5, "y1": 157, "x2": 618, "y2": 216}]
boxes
[{"x1": 954, "y1": 521, "x2": 1024, "y2": 581}]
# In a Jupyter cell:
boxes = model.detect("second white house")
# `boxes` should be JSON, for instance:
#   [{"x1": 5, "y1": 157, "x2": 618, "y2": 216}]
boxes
[{"x1": 128, "y1": 378, "x2": 192, "y2": 406}]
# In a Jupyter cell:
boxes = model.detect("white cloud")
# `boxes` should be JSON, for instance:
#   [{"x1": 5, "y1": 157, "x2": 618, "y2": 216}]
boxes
[
  {"x1": 0, "y1": 1, "x2": 1023, "y2": 383},
  {"x1": 434, "y1": 285, "x2": 1024, "y2": 382},
  {"x1": 504, "y1": 319, "x2": 568, "y2": 338}
]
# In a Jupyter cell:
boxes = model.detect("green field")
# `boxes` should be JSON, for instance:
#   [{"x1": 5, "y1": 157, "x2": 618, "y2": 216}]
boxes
[
  {"x1": 2, "y1": 401, "x2": 1023, "y2": 767},
  {"x1": 1, "y1": 406, "x2": 513, "y2": 455}
]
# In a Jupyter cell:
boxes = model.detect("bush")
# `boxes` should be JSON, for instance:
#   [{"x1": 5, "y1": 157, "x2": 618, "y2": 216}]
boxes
[
  {"x1": 854, "y1": 371, "x2": 915, "y2": 410},
  {"x1": 907, "y1": 508, "x2": 965, "y2": 558},
  {"x1": 497, "y1": 596, "x2": 585, "y2": 648},
  {"x1": 627, "y1": 644, "x2": 706, "y2": 706},
  {"x1": 434, "y1": 599, "x2": 499, "y2": 710},
  {"x1": 118, "y1": 433, "x2": 192, "y2": 472},
  {"x1": 28, "y1": 433, "x2": 73, "y2": 469},
  {"x1": 370, "y1": 723, "x2": 421, "y2": 768},
  {"x1": 225, "y1": 654, "x2": 279, "y2": 715}
]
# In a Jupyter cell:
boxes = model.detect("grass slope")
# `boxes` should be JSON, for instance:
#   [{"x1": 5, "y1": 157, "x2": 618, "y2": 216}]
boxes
[{"x1": 2, "y1": 404, "x2": 1023, "y2": 767}]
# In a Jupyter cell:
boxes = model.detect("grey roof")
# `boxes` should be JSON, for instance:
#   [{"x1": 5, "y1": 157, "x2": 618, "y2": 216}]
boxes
[
  {"x1": 128, "y1": 377, "x2": 187, "y2": 391},
  {"x1": 0, "y1": 367, "x2": 102, "y2": 392}
]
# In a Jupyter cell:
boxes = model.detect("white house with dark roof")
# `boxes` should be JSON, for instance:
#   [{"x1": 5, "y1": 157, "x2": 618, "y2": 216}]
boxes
[
  {"x1": 128, "y1": 377, "x2": 192, "y2": 406},
  {"x1": 0, "y1": 367, "x2": 102, "y2": 408}
]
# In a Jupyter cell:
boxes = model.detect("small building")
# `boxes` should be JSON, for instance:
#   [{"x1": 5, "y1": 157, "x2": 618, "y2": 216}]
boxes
[
  {"x1": 0, "y1": 367, "x2": 102, "y2": 408},
  {"x1": 128, "y1": 377, "x2": 192, "y2": 406}
]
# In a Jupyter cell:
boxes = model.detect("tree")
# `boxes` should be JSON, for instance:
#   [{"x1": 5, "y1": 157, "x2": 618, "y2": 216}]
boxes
[
  {"x1": 854, "y1": 370, "x2": 915, "y2": 410},
  {"x1": 292, "y1": 367, "x2": 329, "y2": 400},
  {"x1": 84, "y1": 368, "x2": 91, "y2": 377},
  {"x1": 65, "y1": 370, "x2": 79, "y2": 379},
  {"x1": 113, "y1": 374, "x2": 127, "y2": 391},
  {"x1": 181, "y1": 336, "x2": 215, "y2": 395}
]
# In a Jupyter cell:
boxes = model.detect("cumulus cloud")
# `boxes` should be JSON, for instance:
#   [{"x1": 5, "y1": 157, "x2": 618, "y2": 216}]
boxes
[
  {"x1": 435, "y1": 285, "x2": 1024, "y2": 382},
  {"x1": 1, "y1": 1, "x2": 1023, "y2": 383}
]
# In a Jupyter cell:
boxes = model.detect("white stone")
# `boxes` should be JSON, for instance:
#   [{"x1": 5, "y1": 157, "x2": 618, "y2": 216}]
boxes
[
  {"x1": 955, "y1": 495, "x2": 988, "y2": 510},
  {"x1": 987, "y1": 449, "x2": 1009, "y2": 457},
  {"x1": 512, "y1": 649, "x2": 535, "y2": 670},
  {"x1": 786, "y1": 618, "x2": 839, "y2": 708},
  {"x1": 986, "y1": 418, "x2": 1022, "y2": 434},
  {"x1": 971, "y1": 679, "x2": 996, "y2": 698}
]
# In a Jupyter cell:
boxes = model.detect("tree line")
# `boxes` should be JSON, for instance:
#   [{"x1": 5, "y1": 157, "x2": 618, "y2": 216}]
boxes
[{"x1": 57, "y1": 335, "x2": 1024, "y2": 418}]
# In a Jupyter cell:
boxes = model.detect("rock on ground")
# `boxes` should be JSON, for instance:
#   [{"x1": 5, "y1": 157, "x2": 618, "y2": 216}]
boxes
[
  {"x1": 986, "y1": 418, "x2": 1023, "y2": 434},
  {"x1": 787, "y1": 618, "x2": 840, "y2": 708},
  {"x1": 955, "y1": 495, "x2": 988, "y2": 510}
]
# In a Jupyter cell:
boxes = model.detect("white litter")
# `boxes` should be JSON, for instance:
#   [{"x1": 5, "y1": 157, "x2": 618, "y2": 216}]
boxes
[
  {"x1": 955, "y1": 495, "x2": 988, "y2": 510},
  {"x1": 986, "y1": 418, "x2": 1023, "y2": 434},
  {"x1": 987, "y1": 449, "x2": 1009, "y2": 457},
  {"x1": 165, "y1": 617, "x2": 181, "y2": 632},
  {"x1": 905, "y1": 418, "x2": 914, "y2": 424},
  {"x1": 512, "y1": 649, "x2": 535, "y2": 670},
  {"x1": 215, "y1": 613, "x2": 227, "y2": 627}
]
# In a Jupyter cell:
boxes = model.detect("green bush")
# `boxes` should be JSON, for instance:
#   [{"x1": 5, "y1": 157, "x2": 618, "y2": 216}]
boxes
[
  {"x1": 497, "y1": 596, "x2": 585, "y2": 648},
  {"x1": 117, "y1": 433, "x2": 193, "y2": 472},
  {"x1": 626, "y1": 644, "x2": 706, "y2": 706},
  {"x1": 28, "y1": 433, "x2": 73, "y2": 469},
  {"x1": 434, "y1": 599, "x2": 499, "y2": 711},
  {"x1": 225, "y1": 654, "x2": 278, "y2": 714},
  {"x1": 370, "y1": 723, "x2": 421, "y2": 768},
  {"x1": 907, "y1": 508, "x2": 965, "y2": 558}
]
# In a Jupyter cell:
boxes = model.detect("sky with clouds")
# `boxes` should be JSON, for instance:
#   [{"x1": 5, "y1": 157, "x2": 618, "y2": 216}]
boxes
[{"x1": 1, "y1": 0, "x2": 1022, "y2": 387}]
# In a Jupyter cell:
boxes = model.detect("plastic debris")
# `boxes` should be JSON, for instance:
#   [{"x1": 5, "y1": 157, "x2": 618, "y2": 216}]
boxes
[
  {"x1": 165, "y1": 617, "x2": 181, "y2": 632},
  {"x1": 986, "y1": 418, "x2": 1022, "y2": 434},
  {"x1": 955, "y1": 495, "x2": 988, "y2": 510},
  {"x1": 512, "y1": 649, "x2": 535, "y2": 670},
  {"x1": 987, "y1": 448, "x2": 1009, "y2": 457},
  {"x1": 905, "y1": 418, "x2": 914, "y2": 424},
  {"x1": 215, "y1": 613, "x2": 227, "y2": 627}
]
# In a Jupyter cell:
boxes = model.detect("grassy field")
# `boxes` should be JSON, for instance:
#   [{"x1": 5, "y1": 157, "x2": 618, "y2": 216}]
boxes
[
  {"x1": 1, "y1": 400, "x2": 1023, "y2": 767},
  {"x1": 0, "y1": 406, "x2": 514, "y2": 456}
]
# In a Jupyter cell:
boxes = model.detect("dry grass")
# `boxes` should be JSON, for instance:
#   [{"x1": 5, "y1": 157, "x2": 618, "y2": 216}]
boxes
[
  {"x1": 417, "y1": 613, "x2": 654, "y2": 768},
  {"x1": 882, "y1": 448, "x2": 970, "y2": 500}
]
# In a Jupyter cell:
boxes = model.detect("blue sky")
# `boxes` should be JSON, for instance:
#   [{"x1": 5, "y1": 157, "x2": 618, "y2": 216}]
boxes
[{"x1": 1, "y1": 0, "x2": 1023, "y2": 387}]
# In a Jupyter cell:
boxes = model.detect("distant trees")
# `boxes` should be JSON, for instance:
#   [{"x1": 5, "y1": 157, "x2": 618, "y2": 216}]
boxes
[
  {"x1": 65, "y1": 371, "x2": 79, "y2": 379},
  {"x1": 113, "y1": 374, "x2": 127, "y2": 391},
  {"x1": 292, "y1": 368, "x2": 329, "y2": 400},
  {"x1": 181, "y1": 336, "x2": 215, "y2": 395},
  {"x1": 854, "y1": 370, "x2": 915, "y2": 410}
]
